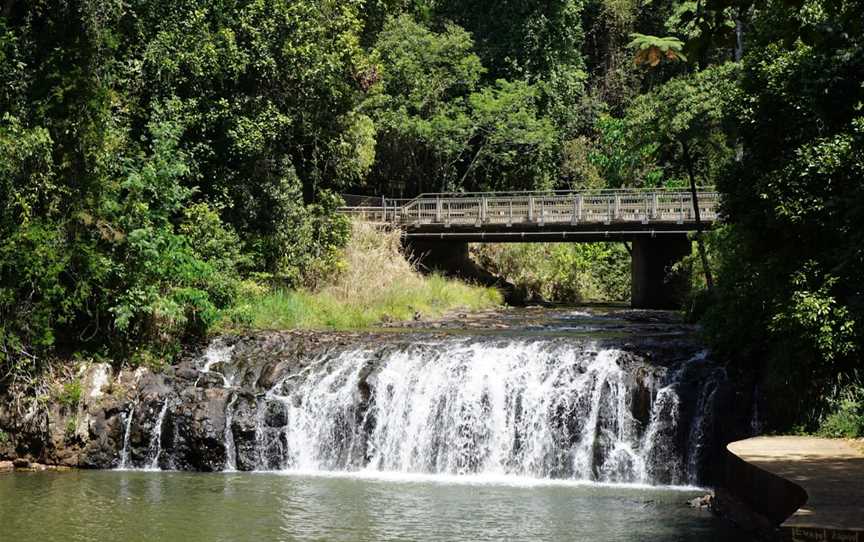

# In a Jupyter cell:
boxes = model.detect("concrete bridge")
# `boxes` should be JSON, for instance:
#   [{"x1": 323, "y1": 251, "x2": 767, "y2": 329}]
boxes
[{"x1": 339, "y1": 189, "x2": 719, "y2": 309}]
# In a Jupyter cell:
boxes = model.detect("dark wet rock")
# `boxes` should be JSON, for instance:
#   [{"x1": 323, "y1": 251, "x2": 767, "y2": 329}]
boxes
[
  {"x1": 262, "y1": 400, "x2": 287, "y2": 428},
  {"x1": 80, "y1": 410, "x2": 125, "y2": 468},
  {"x1": 688, "y1": 494, "x2": 713, "y2": 509},
  {"x1": 174, "y1": 367, "x2": 199, "y2": 381},
  {"x1": 171, "y1": 388, "x2": 231, "y2": 471}
]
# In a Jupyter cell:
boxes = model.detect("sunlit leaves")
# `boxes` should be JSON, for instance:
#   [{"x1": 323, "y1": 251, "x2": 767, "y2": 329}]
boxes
[
  {"x1": 624, "y1": 62, "x2": 739, "y2": 185},
  {"x1": 628, "y1": 33, "x2": 688, "y2": 66},
  {"x1": 770, "y1": 265, "x2": 857, "y2": 364}
]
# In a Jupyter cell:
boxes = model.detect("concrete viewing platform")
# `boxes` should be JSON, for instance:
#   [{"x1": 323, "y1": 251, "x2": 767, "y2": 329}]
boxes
[{"x1": 726, "y1": 436, "x2": 864, "y2": 541}]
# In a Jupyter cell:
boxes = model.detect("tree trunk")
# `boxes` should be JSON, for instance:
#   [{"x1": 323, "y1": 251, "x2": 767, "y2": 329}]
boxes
[
  {"x1": 734, "y1": 11, "x2": 745, "y2": 162},
  {"x1": 681, "y1": 141, "x2": 714, "y2": 289}
]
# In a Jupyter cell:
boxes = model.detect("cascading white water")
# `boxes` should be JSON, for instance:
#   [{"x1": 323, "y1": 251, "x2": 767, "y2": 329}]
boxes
[
  {"x1": 194, "y1": 339, "x2": 241, "y2": 472},
  {"x1": 750, "y1": 384, "x2": 763, "y2": 436},
  {"x1": 641, "y1": 385, "x2": 683, "y2": 484},
  {"x1": 252, "y1": 340, "x2": 697, "y2": 484},
  {"x1": 198, "y1": 339, "x2": 235, "y2": 388},
  {"x1": 118, "y1": 405, "x2": 135, "y2": 470},
  {"x1": 224, "y1": 394, "x2": 239, "y2": 472},
  {"x1": 147, "y1": 401, "x2": 170, "y2": 470}
]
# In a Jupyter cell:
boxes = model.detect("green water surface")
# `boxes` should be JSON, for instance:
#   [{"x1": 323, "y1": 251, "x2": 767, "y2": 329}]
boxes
[{"x1": 0, "y1": 470, "x2": 749, "y2": 542}]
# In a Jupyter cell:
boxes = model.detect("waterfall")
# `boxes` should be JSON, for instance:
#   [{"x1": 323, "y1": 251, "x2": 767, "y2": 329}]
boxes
[
  {"x1": 224, "y1": 394, "x2": 239, "y2": 472},
  {"x1": 111, "y1": 332, "x2": 722, "y2": 485},
  {"x1": 146, "y1": 401, "x2": 170, "y2": 470},
  {"x1": 241, "y1": 339, "x2": 708, "y2": 485},
  {"x1": 197, "y1": 339, "x2": 235, "y2": 387},
  {"x1": 641, "y1": 385, "x2": 682, "y2": 484},
  {"x1": 118, "y1": 405, "x2": 135, "y2": 470},
  {"x1": 686, "y1": 377, "x2": 718, "y2": 484}
]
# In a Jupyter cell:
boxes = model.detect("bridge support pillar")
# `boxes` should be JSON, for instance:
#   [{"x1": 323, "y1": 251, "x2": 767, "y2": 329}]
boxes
[{"x1": 630, "y1": 236, "x2": 691, "y2": 310}]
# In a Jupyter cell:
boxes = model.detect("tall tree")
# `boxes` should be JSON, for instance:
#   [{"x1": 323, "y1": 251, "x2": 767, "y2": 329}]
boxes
[{"x1": 705, "y1": 0, "x2": 864, "y2": 428}]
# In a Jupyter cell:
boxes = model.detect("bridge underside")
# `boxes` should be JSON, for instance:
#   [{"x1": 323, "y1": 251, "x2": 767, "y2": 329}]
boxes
[
  {"x1": 343, "y1": 189, "x2": 716, "y2": 310},
  {"x1": 405, "y1": 232, "x2": 693, "y2": 310},
  {"x1": 402, "y1": 221, "x2": 700, "y2": 243}
]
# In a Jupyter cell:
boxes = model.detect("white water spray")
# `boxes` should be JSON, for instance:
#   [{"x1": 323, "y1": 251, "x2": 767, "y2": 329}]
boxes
[
  {"x1": 146, "y1": 401, "x2": 170, "y2": 470},
  {"x1": 224, "y1": 394, "x2": 239, "y2": 472},
  {"x1": 248, "y1": 340, "x2": 697, "y2": 484},
  {"x1": 118, "y1": 405, "x2": 135, "y2": 470}
]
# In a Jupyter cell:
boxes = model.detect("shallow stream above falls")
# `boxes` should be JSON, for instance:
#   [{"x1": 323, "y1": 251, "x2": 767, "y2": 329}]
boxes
[{"x1": 0, "y1": 307, "x2": 757, "y2": 541}]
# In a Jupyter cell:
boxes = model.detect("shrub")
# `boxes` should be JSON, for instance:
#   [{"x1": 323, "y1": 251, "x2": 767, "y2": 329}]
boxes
[
  {"x1": 65, "y1": 417, "x2": 78, "y2": 440},
  {"x1": 1, "y1": 105, "x2": 248, "y2": 378},
  {"x1": 819, "y1": 385, "x2": 864, "y2": 438},
  {"x1": 57, "y1": 380, "x2": 83, "y2": 410},
  {"x1": 819, "y1": 402, "x2": 864, "y2": 438},
  {"x1": 246, "y1": 182, "x2": 351, "y2": 289},
  {"x1": 471, "y1": 242, "x2": 630, "y2": 304}
]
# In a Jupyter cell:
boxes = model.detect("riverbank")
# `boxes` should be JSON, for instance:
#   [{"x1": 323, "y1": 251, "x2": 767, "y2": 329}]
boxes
[
  {"x1": 0, "y1": 460, "x2": 71, "y2": 473},
  {"x1": 219, "y1": 221, "x2": 502, "y2": 332},
  {"x1": 722, "y1": 436, "x2": 864, "y2": 540}
]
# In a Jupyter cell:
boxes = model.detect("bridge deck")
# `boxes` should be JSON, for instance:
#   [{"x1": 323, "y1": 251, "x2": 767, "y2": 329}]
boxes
[{"x1": 339, "y1": 190, "x2": 718, "y2": 241}]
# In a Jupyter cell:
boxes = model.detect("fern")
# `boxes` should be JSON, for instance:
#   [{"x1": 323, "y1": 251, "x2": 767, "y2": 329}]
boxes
[{"x1": 627, "y1": 33, "x2": 687, "y2": 66}]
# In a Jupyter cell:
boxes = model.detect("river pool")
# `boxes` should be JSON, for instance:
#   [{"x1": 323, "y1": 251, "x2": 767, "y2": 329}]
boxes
[{"x1": 0, "y1": 469, "x2": 748, "y2": 541}]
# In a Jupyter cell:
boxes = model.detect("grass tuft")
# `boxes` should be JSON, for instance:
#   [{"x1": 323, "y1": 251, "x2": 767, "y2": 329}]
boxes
[{"x1": 220, "y1": 221, "x2": 502, "y2": 331}]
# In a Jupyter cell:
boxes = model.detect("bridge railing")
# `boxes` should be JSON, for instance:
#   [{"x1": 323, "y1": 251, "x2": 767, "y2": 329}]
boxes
[
  {"x1": 392, "y1": 190, "x2": 718, "y2": 227},
  {"x1": 338, "y1": 189, "x2": 719, "y2": 227}
]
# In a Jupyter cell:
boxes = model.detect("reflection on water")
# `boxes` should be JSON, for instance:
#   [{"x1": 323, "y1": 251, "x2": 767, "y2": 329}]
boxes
[{"x1": 0, "y1": 470, "x2": 749, "y2": 542}]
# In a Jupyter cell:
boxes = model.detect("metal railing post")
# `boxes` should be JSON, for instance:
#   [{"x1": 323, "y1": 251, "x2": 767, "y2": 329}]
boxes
[
  {"x1": 435, "y1": 197, "x2": 442, "y2": 222},
  {"x1": 528, "y1": 196, "x2": 534, "y2": 222},
  {"x1": 577, "y1": 194, "x2": 582, "y2": 223},
  {"x1": 643, "y1": 194, "x2": 649, "y2": 223},
  {"x1": 508, "y1": 200, "x2": 513, "y2": 226}
]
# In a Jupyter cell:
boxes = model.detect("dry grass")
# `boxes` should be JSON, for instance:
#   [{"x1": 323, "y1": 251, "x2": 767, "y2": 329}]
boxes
[
  {"x1": 222, "y1": 221, "x2": 502, "y2": 330},
  {"x1": 322, "y1": 221, "x2": 427, "y2": 305}
]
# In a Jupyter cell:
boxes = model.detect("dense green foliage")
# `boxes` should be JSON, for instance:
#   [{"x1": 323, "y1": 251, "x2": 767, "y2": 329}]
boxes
[
  {"x1": 2, "y1": 0, "x2": 863, "y2": 435},
  {"x1": 472, "y1": 243, "x2": 630, "y2": 304},
  {"x1": 701, "y1": 0, "x2": 864, "y2": 433},
  {"x1": 1, "y1": 2, "x2": 363, "y2": 376}
]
